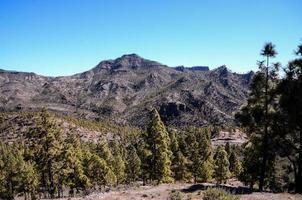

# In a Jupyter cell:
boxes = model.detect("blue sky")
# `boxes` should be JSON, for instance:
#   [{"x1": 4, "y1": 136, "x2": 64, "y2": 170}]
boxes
[{"x1": 0, "y1": 0, "x2": 301, "y2": 76}]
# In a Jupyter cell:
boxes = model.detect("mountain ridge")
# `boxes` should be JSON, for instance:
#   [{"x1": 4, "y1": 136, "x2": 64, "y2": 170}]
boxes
[{"x1": 0, "y1": 54, "x2": 254, "y2": 128}]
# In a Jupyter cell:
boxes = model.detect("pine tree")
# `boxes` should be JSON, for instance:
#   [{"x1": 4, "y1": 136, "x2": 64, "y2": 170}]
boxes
[
  {"x1": 96, "y1": 139, "x2": 114, "y2": 168},
  {"x1": 258, "y1": 42, "x2": 278, "y2": 191},
  {"x1": 225, "y1": 142, "x2": 231, "y2": 157},
  {"x1": 0, "y1": 143, "x2": 38, "y2": 200},
  {"x1": 229, "y1": 149, "x2": 242, "y2": 178},
  {"x1": 236, "y1": 43, "x2": 280, "y2": 191},
  {"x1": 278, "y1": 43, "x2": 302, "y2": 193},
  {"x1": 178, "y1": 133, "x2": 189, "y2": 157},
  {"x1": 20, "y1": 161, "x2": 39, "y2": 200},
  {"x1": 125, "y1": 145, "x2": 141, "y2": 183},
  {"x1": 188, "y1": 128, "x2": 214, "y2": 183},
  {"x1": 189, "y1": 134, "x2": 201, "y2": 183},
  {"x1": 199, "y1": 160, "x2": 214, "y2": 183},
  {"x1": 61, "y1": 135, "x2": 90, "y2": 196},
  {"x1": 83, "y1": 151, "x2": 116, "y2": 191},
  {"x1": 239, "y1": 143, "x2": 261, "y2": 189},
  {"x1": 170, "y1": 130, "x2": 179, "y2": 156},
  {"x1": 145, "y1": 108, "x2": 172, "y2": 183},
  {"x1": 173, "y1": 151, "x2": 191, "y2": 182},
  {"x1": 137, "y1": 139, "x2": 152, "y2": 185},
  {"x1": 111, "y1": 141, "x2": 126, "y2": 185},
  {"x1": 214, "y1": 146, "x2": 230, "y2": 184},
  {"x1": 27, "y1": 109, "x2": 64, "y2": 198}
]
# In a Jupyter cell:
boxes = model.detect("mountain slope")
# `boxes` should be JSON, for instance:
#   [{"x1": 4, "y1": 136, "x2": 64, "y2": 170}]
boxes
[{"x1": 0, "y1": 54, "x2": 253, "y2": 127}]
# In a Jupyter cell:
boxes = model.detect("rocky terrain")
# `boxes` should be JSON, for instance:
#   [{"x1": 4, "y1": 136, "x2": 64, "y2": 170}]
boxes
[{"x1": 0, "y1": 54, "x2": 253, "y2": 127}]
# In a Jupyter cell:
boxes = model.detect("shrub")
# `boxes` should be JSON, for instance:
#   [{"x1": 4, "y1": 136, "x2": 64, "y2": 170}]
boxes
[
  {"x1": 203, "y1": 188, "x2": 240, "y2": 200},
  {"x1": 169, "y1": 190, "x2": 184, "y2": 200}
]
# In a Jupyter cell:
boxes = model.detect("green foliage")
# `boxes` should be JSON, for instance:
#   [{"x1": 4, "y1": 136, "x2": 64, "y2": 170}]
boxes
[
  {"x1": 28, "y1": 109, "x2": 64, "y2": 198},
  {"x1": 96, "y1": 139, "x2": 114, "y2": 167},
  {"x1": 239, "y1": 143, "x2": 261, "y2": 189},
  {"x1": 125, "y1": 145, "x2": 141, "y2": 183},
  {"x1": 236, "y1": 42, "x2": 280, "y2": 191},
  {"x1": 214, "y1": 146, "x2": 230, "y2": 184},
  {"x1": 169, "y1": 190, "x2": 184, "y2": 200},
  {"x1": 0, "y1": 142, "x2": 38, "y2": 200},
  {"x1": 199, "y1": 160, "x2": 214, "y2": 183},
  {"x1": 229, "y1": 149, "x2": 242, "y2": 178},
  {"x1": 83, "y1": 151, "x2": 115, "y2": 189},
  {"x1": 188, "y1": 127, "x2": 214, "y2": 183},
  {"x1": 145, "y1": 108, "x2": 173, "y2": 183},
  {"x1": 203, "y1": 188, "x2": 240, "y2": 200},
  {"x1": 111, "y1": 141, "x2": 126, "y2": 185},
  {"x1": 173, "y1": 151, "x2": 191, "y2": 182},
  {"x1": 137, "y1": 138, "x2": 152, "y2": 184},
  {"x1": 277, "y1": 43, "x2": 302, "y2": 193},
  {"x1": 225, "y1": 142, "x2": 231, "y2": 156},
  {"x1": 20, "y1": 161, "x2": 39, "y2": 199},
  {"x1": 61, "y1": 133, "x2": 90, "y2": 192},
  {"x1": 170, "y1": 130, "x2": 179, "y2": 156}
]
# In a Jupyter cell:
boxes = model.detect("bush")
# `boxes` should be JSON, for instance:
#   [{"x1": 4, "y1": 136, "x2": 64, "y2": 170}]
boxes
[
  {"x1": 203, "y1": 188, "x2": 240, "y2": 200},
  {"x1": 169, "y1": 190, "x2": 184, "y2": 200}
]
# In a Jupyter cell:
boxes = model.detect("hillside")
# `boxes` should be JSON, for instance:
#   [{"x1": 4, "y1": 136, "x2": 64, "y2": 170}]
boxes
[
  {"x1": 0, "y1": 111, "x2": 140, "y2": 144},
  {"x1": 0, "y1": 54, "x2": 253, "y2": 127}
]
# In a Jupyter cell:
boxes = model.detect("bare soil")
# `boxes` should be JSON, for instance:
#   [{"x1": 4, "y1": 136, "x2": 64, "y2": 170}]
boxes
[{"x1": 44, "y1": 183, "x2": 302, "y2": 200}]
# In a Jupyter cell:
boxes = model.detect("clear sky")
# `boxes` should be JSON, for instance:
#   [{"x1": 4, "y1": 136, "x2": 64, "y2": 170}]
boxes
[{"x1": 0, "y1": 0, "x2": 301, "y2": 76}]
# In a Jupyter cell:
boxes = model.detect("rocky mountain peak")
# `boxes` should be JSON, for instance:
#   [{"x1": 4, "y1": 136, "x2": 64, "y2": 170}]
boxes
[{"x1": 214, "y1": 65, "x2": 228, "y2": 73}]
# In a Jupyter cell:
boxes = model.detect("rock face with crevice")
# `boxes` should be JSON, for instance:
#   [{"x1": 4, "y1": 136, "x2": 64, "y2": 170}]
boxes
[{"x1": 0, "y1": 54, "x2": 253, "y2": 127}]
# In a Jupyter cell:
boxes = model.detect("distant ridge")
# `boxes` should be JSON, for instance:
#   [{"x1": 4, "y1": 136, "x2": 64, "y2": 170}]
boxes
[
  {"x1": 174, "y1": 65, "x2": 209, "y2": 72},
  {"x1": 0, "y1": 54, "x2": 253, "y2": 127}
]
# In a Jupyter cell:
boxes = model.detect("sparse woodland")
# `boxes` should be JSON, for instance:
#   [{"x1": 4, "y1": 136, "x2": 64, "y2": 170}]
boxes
[{"x1": 0, "y1": 42, "x2": 302, "y2": 199}]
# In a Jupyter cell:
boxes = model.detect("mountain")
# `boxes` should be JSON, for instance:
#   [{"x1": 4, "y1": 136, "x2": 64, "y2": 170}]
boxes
[{"x1": 0, "y1": 54, "x2": 253, "y2": 127}]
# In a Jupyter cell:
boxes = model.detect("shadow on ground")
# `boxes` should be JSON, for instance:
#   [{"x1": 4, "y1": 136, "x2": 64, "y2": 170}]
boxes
[{"x1": 181, "y1": 183, "x2": 252, "y2": 194}]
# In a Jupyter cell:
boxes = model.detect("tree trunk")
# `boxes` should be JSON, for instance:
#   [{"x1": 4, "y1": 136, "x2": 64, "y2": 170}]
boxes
[
  {"x1": 250, "y1": 181, "x2": 254, "y2": 190},
  {"x1": 47, "y1": 162, "x2": 55, "y2": 198},
  {"x1": 259, "y1": 56, "x2": 269, "y2": 192},
  {"x1": 296, "y1": 128, "x2": 302, "y2": 194}
]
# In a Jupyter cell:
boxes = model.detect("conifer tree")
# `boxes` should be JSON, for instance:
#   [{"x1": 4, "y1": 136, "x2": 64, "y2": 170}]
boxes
[
  {"x1": 0, "y1": 143, "x2": 38, "y2": 200},
  {"x1": 96, "y1": 139, "x2": 114, "y2": 168},
  {"x1": 236, "y1": 43, "x2": 280, "y2": 191},
  {"x1": 137, "y1": 139, "x2": 152, "y2": 185},
  {"x1": 239, "y1": 143, "x2": 261, "y2": 189},
  {"x1": 278, "y1": 43, "x2": 302, "y2": 193},
  {"x1": 145, "y1": 108, "x2": 172, "y2": 183},
  {"x1": 173, "y1": 151, "x2": 191, "y2": 182},
  {"x1": 229, "y1": 149, "x2": 242, "y2": 178},
  {"x1": 225, "y1": 142, "x2": 231, "y2": 157},
  {"x1": 83, "y1": 151, "x2": 116, "y2": 191},
  {"x1": 214, "y1": 146, "x2": 230, "y2": 184},
  {"x1": 20, "y1": 161, "x2": 39, "y2": 200},
  {"x1": 178, "y1": 134, "x2": 189, "y2": 157},
  {"x1": 28, "y1": 109, "x2": 64, "y2": 198},
  {"x1": 199, "y1": 160, "x2": 214, "y2": 182},
  {"x1": 125, "y1": 145, "x2": 141, "y2": 183},
  {"x1": 189, "y1": 134, "x2": 201, "y2": 183},
  {"x1": 188, "y1": 128, "x2": 214, "y2": 183},
  {"x1": 61, "y1": 135, "x2": 90, "y2": 196},
  {"x1": 258, "y1": 42, "x2": 278, "y2": 191},
  {"x1": 111, "y1": 141, "x2": 126, "y2": 185},
  {"x1": 170, "y1": 130, "x2": 179, "y2": 157}
]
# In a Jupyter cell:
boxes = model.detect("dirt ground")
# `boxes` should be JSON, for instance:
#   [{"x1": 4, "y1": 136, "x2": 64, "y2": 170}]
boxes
[{"x1": 45, "y1": 183, "x2": 302, "y2": 200}]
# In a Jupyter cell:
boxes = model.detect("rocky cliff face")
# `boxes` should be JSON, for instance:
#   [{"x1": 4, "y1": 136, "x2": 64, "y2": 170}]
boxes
[{"x1": 0, "y1": 54, "x2": 253, "y2": 127}]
